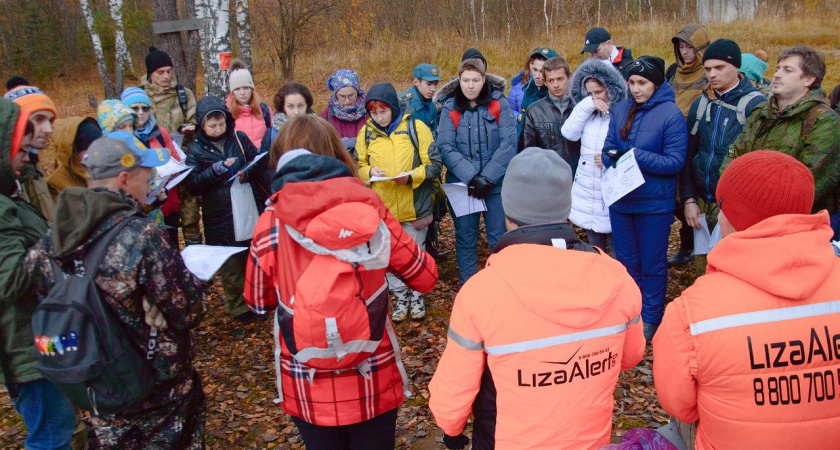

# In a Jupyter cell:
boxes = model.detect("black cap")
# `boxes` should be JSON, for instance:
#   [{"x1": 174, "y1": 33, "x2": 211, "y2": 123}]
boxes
[
  {"x1": 624, "y1": 56, "x2": 666, "y2": 87},
  {"x1": 145, "y1": 47, "x2": 174, "y2": 78},
  {"x1": 703, "y1": 39, "x2": 742, "y2": 68},
  {"x1": 461, "y1": 47, "x2": 487, "y2": 71},
  {"x1": 581, "y1": 27, "x2": 611, "y2": 54}
]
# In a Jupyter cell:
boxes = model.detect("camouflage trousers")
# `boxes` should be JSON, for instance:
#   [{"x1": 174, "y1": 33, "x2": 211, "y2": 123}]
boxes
[
  {"x1": 694, "y1": 197, "x2": 720, "y2": 277},
  {"x1": 90, "y1": 370, "x2": 206, "y2": 449},
  {"x1": 179, "y1": 184, "x2": 203, "y2": 245},
  {"x1": 218, "y1": 251, "x2": 249, "y2": 317}
]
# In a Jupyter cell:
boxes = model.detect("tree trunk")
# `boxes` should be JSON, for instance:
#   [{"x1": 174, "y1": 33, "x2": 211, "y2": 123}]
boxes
[
  {"x1": 480, "y1": 0, "x2": 485, "y2": 39},
  {"x1": 152, "y1": 0, "x2": 196, "y2": 91},
  {"x1": 697, "y1": 0, "x2": 756, "y2": 22},
  {"x1": 108, "y1": 0, "x2": 135, "y2": 75},
  {"x1": 197, "y1": 0, "x2": 231, "y2": 97},
  {"x1": 543, "y1": 0, "x2": 550, "y2": 39},
  {"x1": 235, "y1": 0, "x2": 252, "y2": 70},
  {"x1": 184, "y1": 0, "x2": 200, "y2": 93},
  {"x1": 80, "y1": 0, "x2": 115, "y2": 98},
  {"x1": 504, "y1": 0, "x2": 511, "y2": 44},
  {"x1": 468, "y1": 0, "x2": 478, "y2": 41}
]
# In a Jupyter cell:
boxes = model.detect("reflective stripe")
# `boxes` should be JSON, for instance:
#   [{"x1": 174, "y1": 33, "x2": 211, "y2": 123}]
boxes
[
  {"x1": 447, "y1": 327, "x2": 484, "y2": 351},
  {"x1": 689, "y1": 300, "x2": 840, "y2": 336},
  {"x1": 366, "y1": 282, "x2": 387, "y2": 306},
  {"x1": 292, "y1": 339, "x2": 382, "y2": 363},
  {"x1": 484, "y1": 314, "x2": 640, "y2": 356}
]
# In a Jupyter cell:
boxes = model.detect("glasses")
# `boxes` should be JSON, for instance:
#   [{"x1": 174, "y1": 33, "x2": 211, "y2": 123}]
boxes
[
  {"x1": 131, "y1": 106, "x2": 151, "y2": 112},
  {"x1": 336, "y1": 92, "x2": 358, "y2": 102}
]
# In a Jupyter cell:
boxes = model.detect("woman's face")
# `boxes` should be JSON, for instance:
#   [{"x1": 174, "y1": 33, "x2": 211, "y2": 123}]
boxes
[
  {"x1": 530, "y1": 58, "x2": 546, "y2": 87},
  {"x1": 130, "y1": 103, "x2": 151, "y2": 127},
  {"x1": 628, "y1": 75, "x2": 656, "y2": 104},
  {"x1": 459, "y1": 70, "x2": 486, "y2": 102},
  {"x1": 233, "y1": 86, "x2": 253, "y2": 105},
  {"x1": 284, "y1": 93, "x2": 308, "y2": 118},
  {"x1": 335, "y1": 86, "x2": 358, "y2": 107},
  {"x1": 585, "y1": 79, "x2": 609, "y2": 103},
  {"x1": 202, "y1": 115, "x2": 227, "y2": 138},
  {"x1": 368, "y1": 105, "x2": 392, "y2": 128}
]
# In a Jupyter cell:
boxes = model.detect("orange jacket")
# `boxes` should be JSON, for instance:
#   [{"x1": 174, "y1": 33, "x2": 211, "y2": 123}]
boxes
[
  {"x1": 653, "y1": 212, "x2": 840, "y2": 450},
  {"x1": 429, "y1": 243, "x2": 644, "y2": 449}
]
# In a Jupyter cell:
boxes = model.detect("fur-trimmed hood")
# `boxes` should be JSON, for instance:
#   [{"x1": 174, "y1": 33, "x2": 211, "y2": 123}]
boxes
[
  {"x1": 433, "y1": 73, "x2": 507, "y2": 109},
  {"x1": 569, "y1": 58, "x2": 628, "y2": 107}
]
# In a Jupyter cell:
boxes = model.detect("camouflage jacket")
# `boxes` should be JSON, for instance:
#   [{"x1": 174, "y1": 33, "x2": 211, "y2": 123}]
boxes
[
  {"x1": 141, "y1": 75, "x2": 197, "y2": 133},
  {"x1": 25, "y1": 187, "x2": 208, "y2": 386},
  {"x1": 728, "y1": 89, "x2": 840, "y2": 214}
]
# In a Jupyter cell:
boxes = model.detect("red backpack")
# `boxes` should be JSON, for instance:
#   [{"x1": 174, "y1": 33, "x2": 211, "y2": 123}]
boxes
[{"x1": 449, "y1": 98, "x2": 501, "y2": 129}]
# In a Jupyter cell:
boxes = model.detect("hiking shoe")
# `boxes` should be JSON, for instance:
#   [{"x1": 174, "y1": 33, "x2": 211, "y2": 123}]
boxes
[
  {"x1": 392, "y1": 289, "x2": 410, "y2": 322},
  {"x1": 410, "y1": 291, "x2": 425, "y2": 320},
  {"x1": 236, "y1": 310, "x2": 257, "y2": 324},
  {"x1": 667, "y1": 249, "x2": 694, "y2": 267},
  {"x1": 643, "y1": 322, "x2": 659, "y2": 343}
]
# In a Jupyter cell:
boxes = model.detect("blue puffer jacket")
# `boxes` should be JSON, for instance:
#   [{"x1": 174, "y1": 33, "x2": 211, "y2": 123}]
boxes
[
  {"x1": 602, "y1": 82, "x2": 687, "y2": 215},
  {"x1": 508, "y1": 71, "x2": 526, "y2": 122},
  {"x1": 438, "y1": 84, "x2": 517, "y2": 191}
]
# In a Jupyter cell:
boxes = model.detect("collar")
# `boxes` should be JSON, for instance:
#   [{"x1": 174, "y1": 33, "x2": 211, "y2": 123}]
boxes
[
  {"x1": 493, "y1": 222, "x2": 589, "y2": 254},
  {"x1": 610, "y1": 46, "x2": 620, "y2": 63}
]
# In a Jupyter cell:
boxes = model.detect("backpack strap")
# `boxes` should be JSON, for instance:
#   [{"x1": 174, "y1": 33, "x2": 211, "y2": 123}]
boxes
[
  {"x1": 449, "y1": 109, "x2": 462, "y2": 130},
  {"x1": 488, "y1": 99, "x2": 501, "y2": 124},
  {"x1": 176, "y1": 85, "x2": 189, "y2": 118},
  {"x1": 260, "y1": 103, "x2": 272, "y2": 129},
  {"x1": 800, "y1": 103, "x2": 832, "y2": 143},
  {"x1": 407, "y1": 118, "x2": 421, "y2": 168},
  {"x1": 691, "y1": 91, "x2": 763, "y2": 135},
  {"x1": 78, "y1": 216, "x2": 141, "y2": 278},
  {"x1": 690, "y1": 96, "x2": 710, "y2": 135},
  {"x1": 734, "y1": 91, "x2": 764, "y2": 126}
]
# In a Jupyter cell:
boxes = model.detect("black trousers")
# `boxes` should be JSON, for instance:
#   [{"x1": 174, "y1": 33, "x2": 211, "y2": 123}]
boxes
[{"x1": 291, "y1": 408, "x2": 397, "y2": 450}]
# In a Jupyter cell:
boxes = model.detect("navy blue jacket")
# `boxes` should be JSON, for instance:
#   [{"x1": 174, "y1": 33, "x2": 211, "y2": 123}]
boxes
[
  {"x1": 602, "y1": 82, "x2": 687, "y2": 215},
  {"x1": 398, "y1": 85, "x2": 439, "y2": 138}
]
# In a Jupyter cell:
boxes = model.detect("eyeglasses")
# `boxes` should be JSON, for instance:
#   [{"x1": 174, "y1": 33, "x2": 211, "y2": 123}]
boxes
[
  {"x1": 131, "y1": 106, "x2": 151, "y2": 112},
  {"x1": 336, "y1": 92, "x2": 358, "y2": 102}
]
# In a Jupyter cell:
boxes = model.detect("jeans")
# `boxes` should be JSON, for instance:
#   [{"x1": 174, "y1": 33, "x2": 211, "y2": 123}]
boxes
[
  {"x1": 291, "y1": 408, "x2": 398, "y2": 450},
  {"x1": 450, "y1": 191, "x2": 506, "y2": 285},
  {"x1": 10, "y1": 378, "x2": 76, "y2": 450}
]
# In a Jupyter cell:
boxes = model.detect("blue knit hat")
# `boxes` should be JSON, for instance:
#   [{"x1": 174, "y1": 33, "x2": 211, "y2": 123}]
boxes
[
  {"x1": 327, "y1": 69, "x2": 361, "y2": 93},
  {"x1": 120, "y1": 87, "x2": 151, "y2": 108},
  {"x1": 739, "y1": 53, "x2": 768, "y2": 83}
]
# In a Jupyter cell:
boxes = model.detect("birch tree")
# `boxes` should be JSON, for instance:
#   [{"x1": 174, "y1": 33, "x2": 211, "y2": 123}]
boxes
[
  {"x1": 80, "y1": 0, "x2": 115, "y2": 98},
  {"x1": 543, "y1": 0, "x2": 550, "y2": 39},
  {"x1": 469, "y1": 0, "x2": 478, "y2": 41},
  {"x1": 196, "y1": 0, "x2": 232, "y2": 97},
  {"x1": 697, "y1": 0, "x2": 757, "y2": 22},
  {"x1": 235, "y1": 0, "x2": 252, "y2": 69},
  {"x1": 107, "y1": 0, "x2": 133, "y2": 94}
]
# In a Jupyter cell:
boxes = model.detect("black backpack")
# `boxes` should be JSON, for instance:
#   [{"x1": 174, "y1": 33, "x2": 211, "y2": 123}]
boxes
[{"x1": 31, "y1": 217, "x2": 156, "y2": 416}]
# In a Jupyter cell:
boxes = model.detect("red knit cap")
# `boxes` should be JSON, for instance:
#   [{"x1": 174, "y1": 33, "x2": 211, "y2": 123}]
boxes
[{"x1": 716, "y1": 150, "x2": 814, "y2": 231}]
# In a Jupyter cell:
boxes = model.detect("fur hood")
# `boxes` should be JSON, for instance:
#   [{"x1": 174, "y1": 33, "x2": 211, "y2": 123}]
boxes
[
  {"x1": 433, "y1": 72, "x2": 507, "y2": 109},
  {"x1": 569, "y1": 59, "x2": 628, "y2": 107}
]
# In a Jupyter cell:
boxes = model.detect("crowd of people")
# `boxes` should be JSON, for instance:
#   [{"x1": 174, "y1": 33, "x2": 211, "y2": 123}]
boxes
[{"x1": 1, "y1": 22, "x2": 840, "y2": 450}]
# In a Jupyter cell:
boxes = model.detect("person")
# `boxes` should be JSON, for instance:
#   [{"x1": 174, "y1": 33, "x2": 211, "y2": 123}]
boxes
[
  {"x1": 319, "y1": 69, "x2": 367, "y2": 156},
  {"x1": 261, "y1": 82, "x2": 315, "y2": 154},
  {"x1": 0, "y1": 97, "x2": 79, "y2": 450},
  {"x1": 356, "y1": 82, "x2": 443, "y2": 321},
  {"x1": 581, "y1": 27, "x2": 634, "y2": 72},
  {"x1": 518, "y1": 47, "x2": 560, "y2": 120},
  {"x1": 600, "y1": 56, "x2": 687, "y2": 342},
  {"x1": 142, "y1": 47, "x2": 197, "y2": 135},
  {"x1": 739, "y1": 50, "x2": 771, "y2": 95},
  {"x1": 727, "y1": 44, "x2": 840, "y2": 219},
  {"x1": 97, "y1": 99, "x2": 137, "y2": 134},
  {"x1": 507, "y1": 47, "x2": 540, "y2": 123},
  {"x1": 244, "y1": 115, "x2": 438, "y2": 450},
  {"x1": 398, "y1": 63, "x2": 443, "y2": 138},
  {"x1": 5, "y1": 75, "x2": 29, "y2": 91},
  {"x1": 680, "y1": 39, "x2": 766, "y2": 276},
  {"x1": 184, "y1": 96, "x2": 262, "y2": 323},
  {"x1": 434, "y1": 47, "x2": 507, "y2": 111},
  {"x1": 122, "y1": 86, "x2": 184, "y2": 248},
  {"x1": 226, "y1": 58, "x2": 272, "y2": 147},
  {"x1": 45, "y1": 116, "x2": 102, "y2": 199},
  {"x1": 4, "y1": 84, "x2": 57, "y2": 222},
  {"x1": 561, "y1": 58, "x2": 627, "y2": 255},
  {"x1": 437, "y1": 57, "x2": 517, "y2": 285},
  {"x1": 26, "y1": 132, "x2": 208, "y2": 448},
  {"x1": 429, "y1": 148, "x2": 644, "y2": 449},
  {"x1": 519, "y1": 56, "x2": 580, "y2": 171},
  {"x1": 653, "y1": 150, "x2": 840, "y2": 450}
]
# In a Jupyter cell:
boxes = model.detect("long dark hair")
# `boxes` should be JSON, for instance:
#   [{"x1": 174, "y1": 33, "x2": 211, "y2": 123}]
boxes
[{"x1": 619, "y1": 102, "x2": 640, "y2": 141}]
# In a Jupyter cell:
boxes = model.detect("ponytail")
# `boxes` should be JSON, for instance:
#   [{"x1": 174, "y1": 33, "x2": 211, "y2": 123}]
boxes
[{"x1": 619, "y1": 102, "x2": 639, "y2": 141}]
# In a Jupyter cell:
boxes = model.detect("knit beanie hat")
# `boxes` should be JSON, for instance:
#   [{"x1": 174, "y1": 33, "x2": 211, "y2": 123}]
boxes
[
  {"x1": 716, "y1": 150, "x2": 814, "y2": 231},
  {"x1": 461, "y1": 47, "x2": 488, "y2": 71},
  {"x1": 145, "y1": 47, "x2": 174, "y2": 79},
  {"x1": 120, "y1": 86, "x2": 151, "y2": 108},
  {"x1": 739, "y1": 53, "x2": 768, "y2": 83},
  {"x1": 327, "y1": 69, "x2": 361, "y2": 93},
  {"x1": 3, "y1": 85, "x2": 57, "y2": 119},
  {"x1": 74, "y1": 118, "x2": 103, "y2": 153},
  {"x1": 502, "y1": 147, "x2": 573, "y2": 225},
  {"x1": 703, "y1": 39, "x2": 742, "y2": 68},
  {"x1": 458, "y1": 58, "x2": 486, "y2": 77},
  {"x1": 97, "y1": 99, "x2": 137, "y2": 133},
  {"x1": 5, "y1": 76, "x2": 29, "y2": 92},
  {"x1": 624, "y1": 56, "x2": 666, "y2": 87},
  {"x1": 229, "y1": 69, "x2": 255, "y2": 92},
  {"x1": 8, "y1": 103, "x2": 30, "y2": 162}
]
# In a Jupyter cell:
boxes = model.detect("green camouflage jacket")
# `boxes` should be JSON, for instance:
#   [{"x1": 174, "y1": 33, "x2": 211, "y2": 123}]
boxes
[{"x1": 142, "y1": 75, "x2": 197, "y2": 133}]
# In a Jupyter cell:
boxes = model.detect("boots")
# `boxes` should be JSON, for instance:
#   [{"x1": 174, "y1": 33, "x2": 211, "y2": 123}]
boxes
[
  {"x1": 410, "y1": 291, "x2": 426, "y2": 320},
  {"x1": 391, "y1": 289, "x2": 410, "y2": 322},
  {"x1": 668, "y1": 248, "x2": 694, "y2": 266}
]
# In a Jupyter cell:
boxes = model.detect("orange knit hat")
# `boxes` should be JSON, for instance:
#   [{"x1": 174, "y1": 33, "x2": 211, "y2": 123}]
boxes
[{"x1": 3, "y1": 85, "x2": 57, "y2": 120}]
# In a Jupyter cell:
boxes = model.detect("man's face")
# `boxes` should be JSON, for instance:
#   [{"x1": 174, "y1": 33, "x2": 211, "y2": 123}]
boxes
[
  {"x1": 704, "y1": 59, "x2": 739, "y2": 91},
  {"x1": 10, "y1": 146, "x2": 31, "y2": 175},
  {"x1": 772, "y1": 55, "x2": 815, "y2": 101},
  {"x1": 202, "y1": 115, "x2": 227, "y2": 138},
  {"x1": 29, "y1": 110, "x2": 55, "y2": 150},
  {"x1": 150, "y1": 67, "x2": 173, "y2": 87},
  {"x1": 413, "y1": 79, "x2": 439, "y2": 100},
  {"x1": 679, "y1": 41, "x2": 697, "y2": 64},
  {"x1": 530, "y1": 59, "x2": 546, "y2": 86},
  {"x1": 121, "y1": 167, "x2": 152, "y2": 203},
  {"x1": 592, "y1": 41, "x2": 613, "y2": 60},
  {"x1": 545, "y1": 69, "x2": 569, "y2": 99}
]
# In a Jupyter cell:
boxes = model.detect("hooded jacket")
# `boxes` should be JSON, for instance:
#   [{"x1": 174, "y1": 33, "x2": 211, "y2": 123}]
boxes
[
  {"x1": 429, "y1": 226, "x2": 644, "y2": 449},
  {"x1": 184, "y1": 96, "x2": 263, "y2": 247},
  {"x1": 46, "y1": 117, "x2": 98, "y2": 199},
  {"x1": 667, "y1": 24, "x2": 710, "y2": 116},
  {"x1": 602, "y1": 82, "x2": 688, "y2": 215},
  {"x1": 142, "y1": 74, "x2": 197, "y2": 132},
  {"x1": 653, "y1": 212, "x2": 840, "y2": 450},
  {"x1": 562, "y1": 60, "x2": 628, "y2": 233},
  {"x1": 245, "y1": 151, "x2": 438, "y2": 426},
  {"x1": 433, "y1": 73, "x2": 507, "y2": 111},
  {"x1": 728, "y1": 89, "x2": 840, "y2": 215}
]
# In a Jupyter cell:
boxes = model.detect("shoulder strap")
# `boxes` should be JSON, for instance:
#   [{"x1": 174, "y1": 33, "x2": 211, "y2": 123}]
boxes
[
  {"x1": 407, "y1": 119, "x2": 421, "y2": 168},
  {"x1": 83, "y1": 217, "x2": 140, "y2": 277},
  {"x1": 488, "y1": 99, "x2": 500, "y2": 124},
  {"x1": 690, "y1": 96, "x2": 709, "y2": 135},
  {"x1": 449, "y1": 109, "x2": 462, "y2": 130},
  {"x1": 801, "y1": 103, "x2": 832, "y2": 143},
  {"x1": 261, "y1": 103, "x2": 272, "y2": 129},
  {"x1": 176, "y1": 85, "x2": 188, "y2": 116},
  {"x1": 734, "y1": 91, "x2": 764, "y2": 126},
  {"x1": 665, "y1": 63, "x2": 677, "y2": 83},
  {"x1": 233, "y1": 131, "x2": 247, "y2": 159},
  {"x1": 156, "y1": 134, "x2": 166, "y2": 148}
]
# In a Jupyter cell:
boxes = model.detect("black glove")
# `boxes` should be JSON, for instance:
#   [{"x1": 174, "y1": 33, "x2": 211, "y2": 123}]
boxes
[
  {"x1": 468, "y1": 174, "x2": 495, "y2": 199},
  {"x1": 605, "y1": 148, "x2": 629, "y2": 168},
  {"x1": 443, "y1": 433, "x2": 470, "y2": 450}
]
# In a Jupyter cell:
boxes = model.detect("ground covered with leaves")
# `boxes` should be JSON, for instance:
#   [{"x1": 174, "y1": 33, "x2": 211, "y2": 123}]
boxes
[{"x1": 0, "y1": 219, "x2": 697, "y2": 448}]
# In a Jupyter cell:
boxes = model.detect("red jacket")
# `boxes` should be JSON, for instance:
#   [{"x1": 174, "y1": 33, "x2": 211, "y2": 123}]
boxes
[
  {"x1": 146, "y1": 126, "x2": 181, "y2": 217},
  {"x1": 654, "y1": 212, "x2": 840, "y2": 450},
  {"x1": 245, "y1": 168, "x2": 437, "y2": 426}
]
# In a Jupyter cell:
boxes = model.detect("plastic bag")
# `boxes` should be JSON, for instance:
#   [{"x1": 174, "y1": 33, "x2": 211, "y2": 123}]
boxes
[
  {"x1": 230, "y1": 179, "x2": 258, "y2": 241},
  {"x1": 599, "y1": 428, "x2": 680, "y2": 450}
]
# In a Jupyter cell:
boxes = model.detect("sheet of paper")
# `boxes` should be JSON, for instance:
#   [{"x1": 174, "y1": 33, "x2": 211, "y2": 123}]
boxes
[
  {"x1": 441, "y1": 182, "x2": 486, "y2": 217},
  {"x1": 600, "y1": 149, "x2": 645, "y2": 207},
  {"x1": 166, "y1": 167, "x2": 193, "y2": 190},
  {"x1": 693, "y1": 214, "x2": 712, "y2": 255},
  {"x1": 227, "y1": 152, "x2": 269, "y2": 182},
  {"x1": 155, "y1": 158, "x2": 190, "y2": 178},
  {"x1": 144, "y1": 175, "x2": 171, "y2": 205},
  {"x1": 180, "y1": 245, "x2": 249, "y2": 281},
  {"x1": 369, "y1": 169, "x2": 419, "y2": 182},
  {"x1": 832, "y1": 240, "x2": 840, "y2": 253}
]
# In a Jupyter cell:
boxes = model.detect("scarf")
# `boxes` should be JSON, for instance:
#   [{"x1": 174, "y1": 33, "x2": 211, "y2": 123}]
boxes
[
  {"x1": 134, "y1": 115, "x2": 158, "y2": 143},
  {"x1": 328, "y1": 90, "x2": 367, "y2": 122}
]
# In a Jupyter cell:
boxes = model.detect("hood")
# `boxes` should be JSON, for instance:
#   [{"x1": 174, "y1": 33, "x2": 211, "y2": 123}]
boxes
[
  {"x1": 195, "y1": 96, "x2": 235, "y2": 138},
  {"x1": 707, "y1": 212, "x2": 836, "y2": 300},
  {"x1": 433, "y1": 72, "x2": 507, "y2": 108},
  {"x1": 270, "y1": 149, "x2": 355, "y2": 193},
  {"x1": 701, "y1": 73, "x2": 756, "y2": 102},
  {"x1": 365, "y1": 83, "x2": 402, "y2": 132},
  {"x1": 51, "y1": 186, "x2": 143, "y2": 258},
  {"x1": 569, "y1": 58, "x2": 628, "y2": 106},
  {"x1": 764, "y1": 88, "x2": 829, "y2": 119},
  {"x1": 672, "y1": 24, "x2": 710, "y2": 67},
  {"x1": 47, "y1": 117, "x2": 97, "y2": 190},
  {"x1": 0, "y1": 98, "x2": 22, "y2": 196},
  {"x1": 484, "y1": 244, "x2": 637, "y2": 329},
  {"x1": 638, "y1": 81, "x2": 676, "y2": 110}
]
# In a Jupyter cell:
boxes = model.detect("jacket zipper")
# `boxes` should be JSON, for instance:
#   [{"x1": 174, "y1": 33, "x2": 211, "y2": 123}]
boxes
[{"x1": 705, "y1": 92, "x2": 728, "y2": 201}]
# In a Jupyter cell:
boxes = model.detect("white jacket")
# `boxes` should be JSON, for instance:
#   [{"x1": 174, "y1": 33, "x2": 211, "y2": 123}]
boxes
[{"x1": 561, "y1": 96, "x2": 611, "y2": 233}]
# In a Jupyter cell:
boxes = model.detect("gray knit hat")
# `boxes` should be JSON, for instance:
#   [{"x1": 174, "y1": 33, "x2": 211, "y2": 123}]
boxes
[{"x1": 501, "y1": 147, "x2": 573, "y2": 225}]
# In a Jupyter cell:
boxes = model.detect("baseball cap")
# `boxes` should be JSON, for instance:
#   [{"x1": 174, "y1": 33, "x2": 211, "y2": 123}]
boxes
[
  {"x1": 413, "y1": 63, "x2": 442, "y2": 82},
  {"x1": 581, "y1": 27, "x2": 611, "y2": 54},
  {"x1": 83, "y1": 131, "x2": 169, "y2": 180},
  {"x1": 530, "y1": 47, "x2": 560, "y2": 59}
]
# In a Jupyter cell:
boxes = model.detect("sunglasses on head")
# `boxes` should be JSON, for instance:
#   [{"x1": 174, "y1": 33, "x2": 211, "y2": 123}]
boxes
[{"x1": 131, "y1": 106, "x2": 151, "y2": 112}]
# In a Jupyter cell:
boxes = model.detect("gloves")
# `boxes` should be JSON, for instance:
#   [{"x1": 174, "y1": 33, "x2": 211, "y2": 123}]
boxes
[
  {"x1": 605, "y1": 148, "x2": 631, "y2": 168},
  {"x1": 443, "y1": 433, "x2": 470, "y2": 450},
  {"x1": 468, "y1": 174, "x2": 495, "y2": 199}
]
